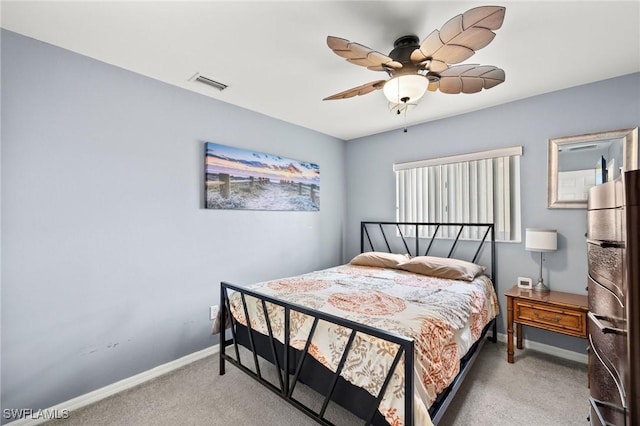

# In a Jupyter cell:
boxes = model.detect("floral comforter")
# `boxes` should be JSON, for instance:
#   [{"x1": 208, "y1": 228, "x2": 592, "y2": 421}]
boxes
[{"x1": 227, "y1": 264, "x2": 498, "y2": 426}]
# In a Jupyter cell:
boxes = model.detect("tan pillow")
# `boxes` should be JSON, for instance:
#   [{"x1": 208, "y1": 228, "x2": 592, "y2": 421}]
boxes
[
  {"x1": 396, "y1": 256, "x2": 485, "y2": 281},
  {"x1": 349, "y1": 251, "x2": 410, "y2": 269}
]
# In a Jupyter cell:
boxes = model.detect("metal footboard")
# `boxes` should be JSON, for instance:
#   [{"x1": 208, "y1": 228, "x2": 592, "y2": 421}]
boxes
[{"x1": 219, "y1": 281, "x2": 415, "y2": 426}]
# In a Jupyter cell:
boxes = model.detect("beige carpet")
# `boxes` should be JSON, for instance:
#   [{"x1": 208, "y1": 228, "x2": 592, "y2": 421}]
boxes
[{"x1": 43, "y1": 342, "x2": 588, "y2": 426}]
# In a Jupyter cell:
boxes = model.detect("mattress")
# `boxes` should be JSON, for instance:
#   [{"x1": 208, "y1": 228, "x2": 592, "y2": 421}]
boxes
[{"x1": 227, "y1": 264, "x2": 498, "y2": 426}]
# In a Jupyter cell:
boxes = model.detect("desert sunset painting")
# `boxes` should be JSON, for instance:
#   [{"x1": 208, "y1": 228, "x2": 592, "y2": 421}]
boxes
[{"x1": 205, "y1": 142, "x2": 320, "y2": 211}]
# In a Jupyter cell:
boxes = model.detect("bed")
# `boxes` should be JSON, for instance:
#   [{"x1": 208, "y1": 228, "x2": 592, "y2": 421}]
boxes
[{"x1": 218, "y1": 221, "x2": 498, "y2": 425}]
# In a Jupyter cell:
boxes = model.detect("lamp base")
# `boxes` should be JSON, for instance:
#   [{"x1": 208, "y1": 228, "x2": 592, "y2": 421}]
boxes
[
  {"x1": 533, "y1": 252, "x2": 550, "y2": 292},
  {"x1": 532, "y1": 279, "x2": 550, "y2": 293}
]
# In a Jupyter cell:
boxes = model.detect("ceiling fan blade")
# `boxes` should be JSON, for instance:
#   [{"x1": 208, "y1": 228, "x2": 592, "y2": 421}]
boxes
[
  {"x1": 437, "y1": 64, "x2": 505, "y2": 94},
  {"x1": 439, "y1": 64, "x2": 479, "y2": 76},
  {"x1": 434, "y1": 45, "x2": 476, "y2": 64},
  {"x1": 327, "y1": 36, "x2": 402, "y2": 70},
  {"x1": 323, "y1": 80, "x2": 386, "y2": 101},
  {"x1": 462, "y1": 6, "x2": 506, "y2": 31},
  {"x1": 410, "y1": 30, "x2": 441, "y2": 63},
  {"x1": 427, "y1": 59, "x2": 449, "y2": 73},
  {"x1": 439, "y1": 78, "x2": 463, "y2": 94},
  {"x1": 348, "y1": 50, "x2": 401, "y2": 68},
  {"x1": 482, "y1": 69, "x2": 506, "y2": 89},
  {"x1": 411, "y1": 6, "x2": 505, "y2": 65},
  {"x1": 445, "y1": 26, "x2": 496, "y2": 51},
  {"x1": 460, "y1": 77, "x2": 484, "y2": 93}
]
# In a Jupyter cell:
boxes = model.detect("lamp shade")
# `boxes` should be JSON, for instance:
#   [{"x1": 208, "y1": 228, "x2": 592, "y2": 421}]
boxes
[
  {"x1": 383, "y1": 74, "x2": 428, "y2": 104},
  {"x1": 525, "y1": 228, "x2": 557, "y2": 252}
]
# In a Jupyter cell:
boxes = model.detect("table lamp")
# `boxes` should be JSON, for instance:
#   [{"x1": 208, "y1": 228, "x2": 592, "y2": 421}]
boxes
[{"x1": 525, "y1": 228, "x2": 557, "y2": 292}]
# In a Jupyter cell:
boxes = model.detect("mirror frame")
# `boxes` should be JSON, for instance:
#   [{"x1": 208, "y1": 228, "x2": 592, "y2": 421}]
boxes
[{"x1": 547, "y1": 127, "x2": 638, "y2": 209}]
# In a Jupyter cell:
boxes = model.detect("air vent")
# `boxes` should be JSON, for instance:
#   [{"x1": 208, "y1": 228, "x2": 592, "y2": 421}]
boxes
[{"x1": 190, "y1": 73, "x2": 228, "y2": 91}]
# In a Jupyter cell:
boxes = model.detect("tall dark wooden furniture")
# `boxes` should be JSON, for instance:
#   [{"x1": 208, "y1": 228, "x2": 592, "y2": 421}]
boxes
[{"x1": 587, "y1": 169, "x2": 639, "y2": 425}]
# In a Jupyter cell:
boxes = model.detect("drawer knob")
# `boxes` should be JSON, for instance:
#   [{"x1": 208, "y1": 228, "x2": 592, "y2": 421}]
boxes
[
  {"x1": 589, "y1": 397, "x2": 625, "y2": 424},
  {"x1": 586, "y1": 238, "x2": 625, "y2": 249},
  {"x1": 588, "y1": 312, "x2": 627, "y2": 336}
]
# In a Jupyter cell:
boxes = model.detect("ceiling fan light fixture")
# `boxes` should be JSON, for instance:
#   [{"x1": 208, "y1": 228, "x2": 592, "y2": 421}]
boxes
[
  {"x1": 383, "y1": 74, "x2": 428, "y2": 104},
  {"x1": 389, "y1": 101, "x2": 418, "y2": 115}
]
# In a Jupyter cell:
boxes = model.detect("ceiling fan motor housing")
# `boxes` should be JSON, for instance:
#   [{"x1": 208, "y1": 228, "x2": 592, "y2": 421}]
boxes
[
  {"x1": 389, "y1": 35, "x2": 420, "y2": 65},
  {"x1": 388, "y1": 35, "x2": 438, "y2": 82}
]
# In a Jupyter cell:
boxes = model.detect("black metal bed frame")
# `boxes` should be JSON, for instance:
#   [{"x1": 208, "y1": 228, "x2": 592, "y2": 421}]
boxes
[{"x1": 219, "y1": 221, "x2": 497, "y2": 426}]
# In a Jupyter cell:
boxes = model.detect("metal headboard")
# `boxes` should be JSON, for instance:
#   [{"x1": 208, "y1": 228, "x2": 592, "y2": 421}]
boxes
[{"x1": 360, "y1": 221, "x2": 496, "y2": 282}]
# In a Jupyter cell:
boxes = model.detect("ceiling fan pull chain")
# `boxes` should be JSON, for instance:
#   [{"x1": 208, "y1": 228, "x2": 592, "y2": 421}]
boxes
[{"x1": 403, "y1": 103, "x2": 408, "y2": 133}]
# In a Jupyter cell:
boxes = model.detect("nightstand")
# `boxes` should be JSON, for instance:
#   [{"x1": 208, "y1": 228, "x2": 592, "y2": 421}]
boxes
[{"x1": 505, "y1": 285, "x2": 588, "y2": 363}]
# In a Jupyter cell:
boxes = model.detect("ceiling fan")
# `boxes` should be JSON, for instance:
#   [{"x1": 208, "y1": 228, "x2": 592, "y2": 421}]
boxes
[{"x1": 323, "y1": 5, "x2": 506, "y2": 114}]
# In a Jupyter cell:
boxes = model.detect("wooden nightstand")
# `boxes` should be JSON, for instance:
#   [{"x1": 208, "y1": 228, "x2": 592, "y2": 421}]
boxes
[{"x1": 505, "y1": 285, "x2": 588, "y2": 363}]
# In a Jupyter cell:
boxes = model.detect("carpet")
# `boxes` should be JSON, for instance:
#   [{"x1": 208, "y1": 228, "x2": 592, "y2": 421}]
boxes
[{"x1": 43, "y1": 341, "x2": 588, "y2": 426}]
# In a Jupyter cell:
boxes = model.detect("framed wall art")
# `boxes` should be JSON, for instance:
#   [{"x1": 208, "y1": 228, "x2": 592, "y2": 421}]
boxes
[{"x1": 204, "y1": 142, "x2": 320, "y2": 211}]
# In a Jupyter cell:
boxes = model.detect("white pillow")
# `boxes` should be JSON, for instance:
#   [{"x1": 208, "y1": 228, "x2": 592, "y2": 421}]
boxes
[
  {"x1": 349, "y1": 251, "x2": 411, "y2": 269},
  {"x1": 397, "y1": 256, "x2": 485, "y2": 281}
]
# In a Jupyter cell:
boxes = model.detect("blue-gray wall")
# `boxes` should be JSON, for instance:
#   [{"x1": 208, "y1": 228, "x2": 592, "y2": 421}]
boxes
[
  {"x1": 345, "y1": 72, "x2": 640, "y2": 353},
  {"x1": 1, "y1": 30, "x2": 345, "y2": 414}
]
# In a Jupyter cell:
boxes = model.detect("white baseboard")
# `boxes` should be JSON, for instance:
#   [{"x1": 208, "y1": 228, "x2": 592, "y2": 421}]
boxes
[
  {"x1": 496, "y1": 332, "x2": 587, "y2": 364},
  {"x1": 8, "y1": 345, "x2": 220, "y2": 426}
]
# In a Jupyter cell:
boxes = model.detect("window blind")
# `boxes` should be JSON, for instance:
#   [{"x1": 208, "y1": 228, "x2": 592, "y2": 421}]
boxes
[{"x1": 395, "y1": 147, "x2": 522, "y2": 242}]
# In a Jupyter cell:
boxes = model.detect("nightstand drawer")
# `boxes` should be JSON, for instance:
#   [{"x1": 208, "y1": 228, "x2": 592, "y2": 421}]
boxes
[{"x1": 514, "y1": 300, "x2": 587, "y2": 337}]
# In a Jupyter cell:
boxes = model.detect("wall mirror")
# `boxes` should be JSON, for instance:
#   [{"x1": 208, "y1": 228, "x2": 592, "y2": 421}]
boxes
[{"x1": 548, "y1": 127, "x2": 638, "y2": 208}]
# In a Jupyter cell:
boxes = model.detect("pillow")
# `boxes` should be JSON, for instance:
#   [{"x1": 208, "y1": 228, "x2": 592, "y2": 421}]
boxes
[
  {"x1": 396, "y1": 256, "x2": 485, "y2": 281},
  {"x1": 349, "y1": 251, "x2": 410, "y2": 269}
]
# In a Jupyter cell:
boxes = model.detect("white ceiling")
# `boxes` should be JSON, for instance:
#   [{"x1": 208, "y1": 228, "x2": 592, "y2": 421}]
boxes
[{"x1": 2, "y1": 1, "x2": 639, "y2": 140}]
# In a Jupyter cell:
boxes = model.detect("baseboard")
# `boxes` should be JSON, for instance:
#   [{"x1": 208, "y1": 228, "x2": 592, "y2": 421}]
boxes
[
  {"x1": 8, "y1": 345, "x2": 220, "y2": 426},
  {"x1": 496, "y1": 332, "x2": 587, "y2": 364}
]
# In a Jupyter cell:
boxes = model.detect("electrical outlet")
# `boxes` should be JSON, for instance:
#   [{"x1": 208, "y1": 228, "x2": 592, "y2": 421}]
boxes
[{"x1": 209, "y1": 305, "x2": 219, "y2": 321}]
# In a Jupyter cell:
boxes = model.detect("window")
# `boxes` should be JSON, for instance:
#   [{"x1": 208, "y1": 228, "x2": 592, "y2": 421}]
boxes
[{"x1": 394, "y1": 146, "x2": 522, "y2": 242}]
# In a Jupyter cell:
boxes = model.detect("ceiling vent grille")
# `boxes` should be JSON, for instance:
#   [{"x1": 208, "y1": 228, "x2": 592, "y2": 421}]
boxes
[{"x1": 191, "y1": 73, "x2": 228, "y2": 91}]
